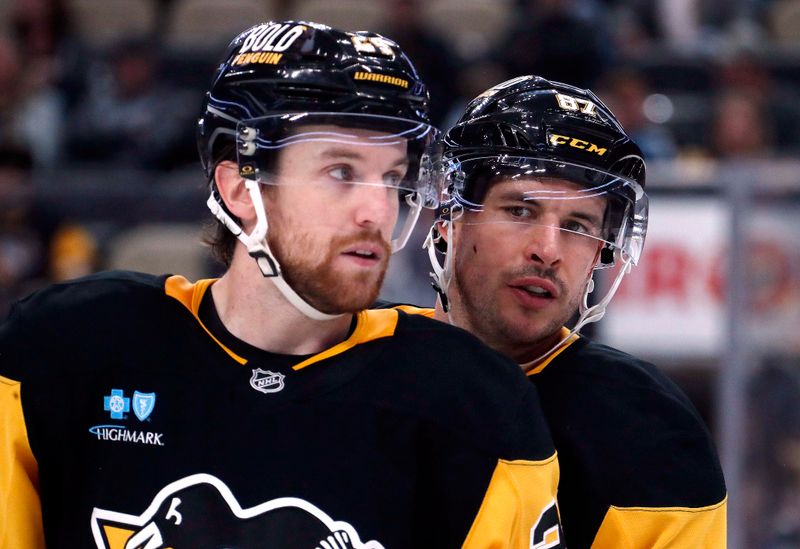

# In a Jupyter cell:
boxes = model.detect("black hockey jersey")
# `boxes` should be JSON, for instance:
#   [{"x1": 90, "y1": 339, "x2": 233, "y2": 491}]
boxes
[
  {"x1": 392, "y1": 306, "x2": 727, "y2": 548},
  {"x1": 0, "y1": 272, "x2": 563, "y2": 549},
  {"x1": 528, "y1": 328, "x2": 726, "y2": 548}
]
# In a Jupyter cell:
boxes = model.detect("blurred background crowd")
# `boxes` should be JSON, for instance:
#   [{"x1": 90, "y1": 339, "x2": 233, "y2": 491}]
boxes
[{"x1": 1, "y1": 0, "x2": 799, "y2": 547}]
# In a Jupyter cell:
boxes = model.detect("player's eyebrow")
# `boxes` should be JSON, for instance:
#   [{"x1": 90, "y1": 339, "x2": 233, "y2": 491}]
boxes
[
  {"x1": 318, "y1": 147, "x2": 409, "y2": 169},
  {"x1": 319, "y1": 147, "x2": 366, "y2": 161},
  {"x1": 496, "y1": 189, "x2": 604, "y2": 227},
  {"x1": 569, "y1": 210, "x2": 603, "y2": 230}
]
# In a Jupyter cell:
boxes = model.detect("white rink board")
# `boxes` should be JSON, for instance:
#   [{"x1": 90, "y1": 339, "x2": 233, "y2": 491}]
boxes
[
  {"x1": 599, "y1": 198, "x2": 729, "y2": 357},
  {"x1": 600, "y1": 197, "x2": 800, "y2": 357}
]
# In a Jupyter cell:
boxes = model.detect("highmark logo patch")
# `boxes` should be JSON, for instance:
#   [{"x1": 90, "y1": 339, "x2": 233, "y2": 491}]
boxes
[
  {"x1": 92, "y1": 389, "x2": 164, "y2": 446},
  {"x1": 89, "y1": 425, "x2": 164, "y2": 447}
]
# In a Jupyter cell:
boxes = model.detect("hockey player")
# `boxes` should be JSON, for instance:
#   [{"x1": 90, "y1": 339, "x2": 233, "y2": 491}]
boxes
[
  {"x1": 413, "y1": 75, "x2": 727, "y2": 548},
  {"x1": 0, "y1": 24, "x2": 563, "y2": 548}
]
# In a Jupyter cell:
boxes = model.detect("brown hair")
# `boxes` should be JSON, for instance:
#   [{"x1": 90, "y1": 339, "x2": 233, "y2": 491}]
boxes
[
  {"x1": 203, "y1": 147, "x2": 240, "y2": 267},
  {"x1": 203, "y1": 217, "x2": 237, "y2": 267}
]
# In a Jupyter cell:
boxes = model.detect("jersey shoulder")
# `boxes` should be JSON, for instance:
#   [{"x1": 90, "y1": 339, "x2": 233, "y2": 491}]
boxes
[
  {"x1": 0, "y1": 271, "x2": 173, "y2": 379},
  {"x1": 542, "y1": 337, "x2": 693, "y2": 404},
  {"x1": 393, "y1": 308, "x2": 522, "y2": 378},
  {"x1": 387, "y1": 310, "x2": 555, "y2": 461},
  {"x1": 535, "y1": 337, "x2": 726, "y2": 507},
  {"x1": 4, "y1": 270, "x2": 170, "y2": 327}
]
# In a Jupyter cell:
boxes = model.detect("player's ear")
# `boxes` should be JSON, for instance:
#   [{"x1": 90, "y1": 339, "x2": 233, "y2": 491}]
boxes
[
  {"x1": 431, "y1": 219, "x2": 452, "y2": 254},
  {"x1": 215, "y1": 161, "x2": 256, "y2": 221},
  {"x1": 436, "y1": 220, "x2": 450, "y2": 243}
]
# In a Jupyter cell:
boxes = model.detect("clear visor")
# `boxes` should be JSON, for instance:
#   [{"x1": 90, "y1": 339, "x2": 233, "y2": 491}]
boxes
[
  {"x1": 441, "y1": 156, "x2": 648, "y2": 266},
  {"x1": 236, "y1": 112, "x2": 439, "y2": 205},
  {"x1": 236, "y1": 112, "x2": 440, "y2": 251}
]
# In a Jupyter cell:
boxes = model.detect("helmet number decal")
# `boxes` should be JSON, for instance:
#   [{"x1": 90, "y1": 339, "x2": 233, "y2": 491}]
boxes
[
  {"x1": 555, "y1": 93, "x2": 597, "y2": 116},
  {"x1": 351, "y1": 35, "x2": 395, "y2": 57}
]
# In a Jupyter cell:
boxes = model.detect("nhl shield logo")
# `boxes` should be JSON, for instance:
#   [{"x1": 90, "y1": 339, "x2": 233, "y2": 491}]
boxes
[
  {"x1": 132, "y1": 391, "x2": 156, "y2": 421},
  {"x1": 250, "y1": 369, "x2": 285, "y2": 394}
]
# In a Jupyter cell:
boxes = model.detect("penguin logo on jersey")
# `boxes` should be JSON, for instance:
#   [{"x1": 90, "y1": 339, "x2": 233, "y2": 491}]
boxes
[{"x1": 90, "y1": 474, "x2": 384, "y2": 549}]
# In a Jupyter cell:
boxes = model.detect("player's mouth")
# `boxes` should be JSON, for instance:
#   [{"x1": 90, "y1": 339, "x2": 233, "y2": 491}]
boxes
[
  {"x1": 341, "y1": 243, "x2": 384, "y2": 266},
  {"x1": 508, "y1": 277, "x2": 560, "y2": 306}
]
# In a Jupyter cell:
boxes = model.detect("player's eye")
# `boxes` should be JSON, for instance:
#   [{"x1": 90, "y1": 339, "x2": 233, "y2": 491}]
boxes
[
  {"x1": 328, "y1": 166, "x2": 354, "y2": 182},
  {"x1": 563, "y1": 219, "x2": 597, "y2": 236},
  {"x1": 383, "y1": 171, "x2": 404, "y2": 187},
  {"x1": 503, "y1": 205, "x2": 534, "y2": 220}
]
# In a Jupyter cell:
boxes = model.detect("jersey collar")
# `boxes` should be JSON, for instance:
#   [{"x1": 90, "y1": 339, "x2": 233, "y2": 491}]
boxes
[{"x1": 164, "y1": 275, "x2": 400, "y2": 370}]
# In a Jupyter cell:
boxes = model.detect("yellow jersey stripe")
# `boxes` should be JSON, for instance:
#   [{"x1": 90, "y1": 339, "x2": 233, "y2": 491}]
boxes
[
  {"x1": 292, "y1": 308, "x2": 399, "y2": 370},
  {"x1": 525, "y1": 327, "x2": 580, "y2": 375},
  {"x1": 392, "y1": 304, "x2": 436, "y2": 318},
  {"x1": 463, "y1": 455, "x2": 562, "y2": 549},
  {"x1": 165, "y1": 275, "x2": 247, "y2": 365},
  {"x1": 591, "y1": 496, "x2": 727, "y2": 548},
  {"x1": 0, "y1": 375, "x2": 44, "y2": 548}
]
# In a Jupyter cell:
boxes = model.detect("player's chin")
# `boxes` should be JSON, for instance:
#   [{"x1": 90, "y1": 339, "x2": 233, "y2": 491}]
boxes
[
  {"x1": 316, "y1": 295, "x2": 379, "y2": 315},
  {"x1": 314, "y1": 278, "x2": 384, "y2": 314},
  {"x1": 499, "y1": 305, "x2": 552, "y2": 334}
]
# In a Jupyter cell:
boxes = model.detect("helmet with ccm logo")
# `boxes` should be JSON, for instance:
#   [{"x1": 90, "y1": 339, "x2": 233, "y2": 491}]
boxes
[
  {"x1": 426, "y1": 75, "x2": 648, "y2": 364},
  {"x1": 431, "y1": 74, "x2": 647, "y2": 269},
  {"x1": 443, "y1": 75, "x2": 645, "y2": 178}
]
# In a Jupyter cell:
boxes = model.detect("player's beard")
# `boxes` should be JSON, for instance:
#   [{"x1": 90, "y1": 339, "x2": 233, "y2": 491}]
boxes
[{"x1": 269, "y1": 226, "x2": 391, "y2": 315}]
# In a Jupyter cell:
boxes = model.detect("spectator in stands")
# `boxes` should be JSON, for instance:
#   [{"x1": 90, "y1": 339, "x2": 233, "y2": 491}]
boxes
[
  {"x1": 0, "y1": 144, "x2": 96, "y2": 318},
  {"x1": 66, "y1": 37, "x2": 196, "y2": 170},
  {"x1": 492, "y1": 0, "x2": 611, "y2": 88},
  {"x1": 708, "y1": 89, "x2": 773, "y2": 159},
  {"x1": 0, "y1": 32, "x2": 65, "y2": 167},
  {"x1": 9, "y1": 0, "x2": 70, "y2": 59},
  {"x1": 597, "y1": 68, "x2": 678, "y2": 161},
  {"x1": 713, "y1": 51, "x2": 800, "y2": 154},
  {"x1": 746, "y1": 361, "x2": 800, "y2": 548}
]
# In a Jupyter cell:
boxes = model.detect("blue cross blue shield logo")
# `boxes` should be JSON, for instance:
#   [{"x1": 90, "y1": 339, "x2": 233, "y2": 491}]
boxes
[
  {"x1": 132, "y1": 391, "x2": 156, "y2": 421},
  {"x1": 103, "y1": 389, "x2": 130, "y2": 420}
]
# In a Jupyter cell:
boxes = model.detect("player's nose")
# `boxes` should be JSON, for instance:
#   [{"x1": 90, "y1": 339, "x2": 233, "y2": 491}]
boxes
[{"x1": 526, "y1": 223, "x2": 562, "y2": 266}]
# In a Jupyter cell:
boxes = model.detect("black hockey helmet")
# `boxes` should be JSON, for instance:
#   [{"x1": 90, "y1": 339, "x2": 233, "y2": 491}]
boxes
[
  {"x1": 433, "y1": 74, "x2": 647, "y2": 268},
  {"x1": 426, "y1": 75, "x2": 649, "y2": 358},
  {"x1": 197, "y1": 20, "x2": 433, "y2": 178},
  {"x1": 441, "y1": 74, "x2": 645, "y2": 203},
  {"x1": 197, "y1": 21, "x2": 439, "y2": 321}
]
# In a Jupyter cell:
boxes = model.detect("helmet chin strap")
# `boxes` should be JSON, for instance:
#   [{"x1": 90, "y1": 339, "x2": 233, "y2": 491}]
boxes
[
  {"x1": 519, "y1": 255, "x2": 634, "y2": 373},
  {"x1": 207, "y1": 179, "x2": 344, "y2": 321},
  {"x1": 424, "y1": 203, "x2": 463, "y2": 317},
  {"x1": 424, "y1": 223, "x2": 452, "y2": 313}
]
